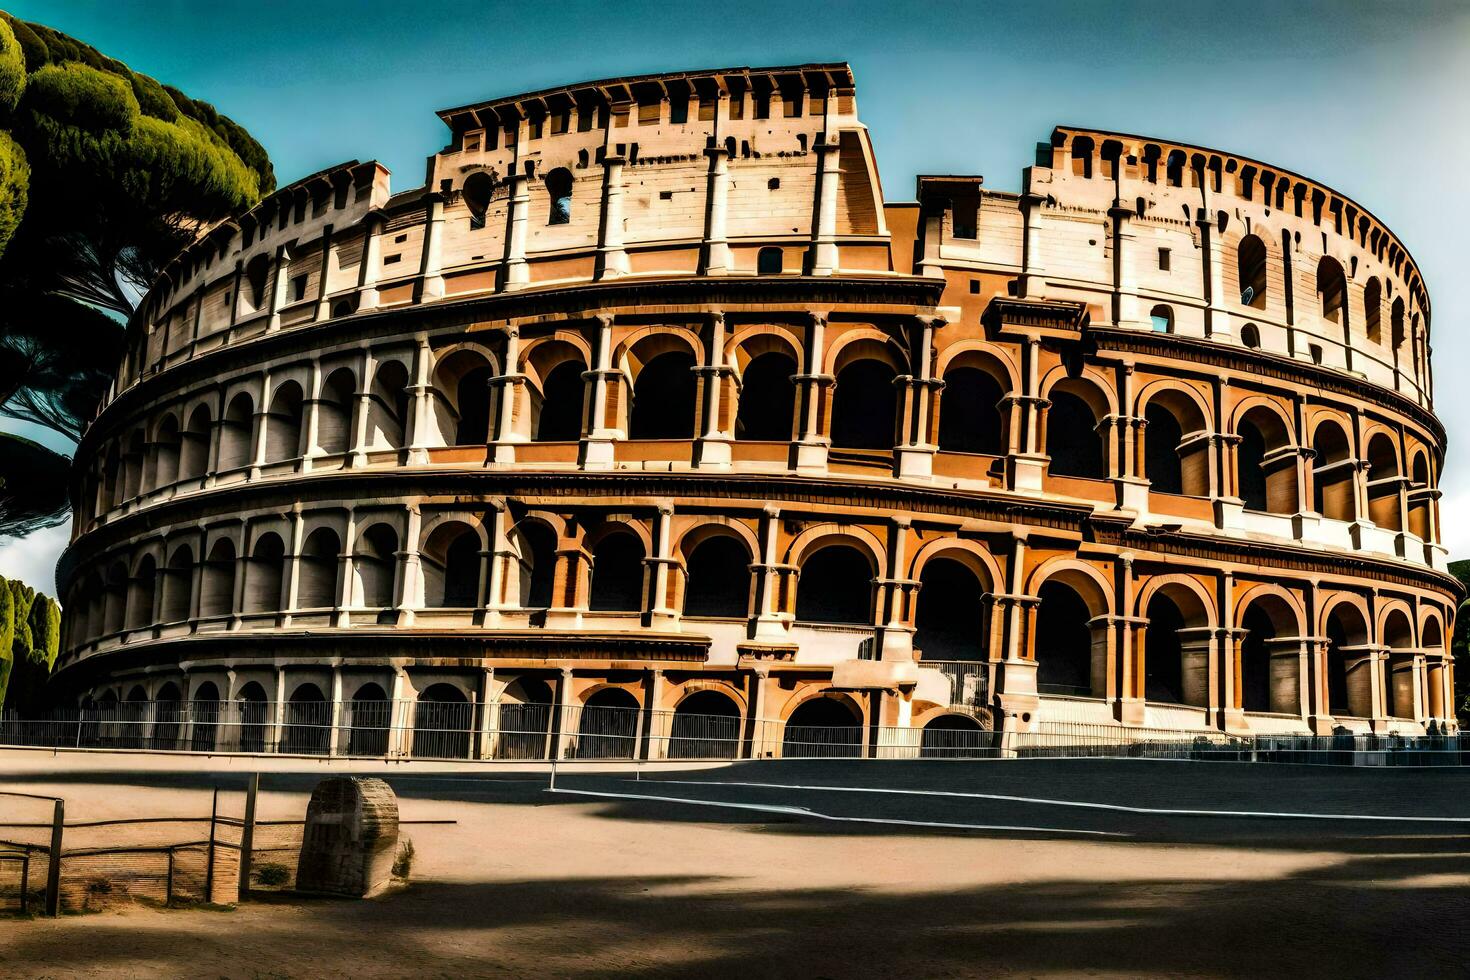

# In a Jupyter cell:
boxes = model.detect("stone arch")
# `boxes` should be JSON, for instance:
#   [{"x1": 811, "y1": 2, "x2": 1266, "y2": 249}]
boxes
[
  {"x1": 1317, "y1": 256, "x2": 1347, "y2": 324},
  {"x1": 365, "y1": 357, "x2": 411, "y2": 451},
  {"x1": 1029, "y1": 558, "x2": 1113, "y2": 697},
  {"x1": 729, "y1": 328, "x2": 801, "y2": 442},
  {"x1": 125, "y1": 553, "x2": 157, "y2": 632},
  {"x1": 1380, "y1": 604, "x2": 1417, "y2": 720},
  {"x1": 1138, "y1": 575, "x2": 1214, "y2": 706},
  {"x1": 680, "y1": 530, "x2": 753, "y2": 619},
  {"x1": 668, "y1": 688, "x2": 743, "y2": 760},
  {"x1": 587, "y1": 522, "x2": 647, "y2": 613},
  {"x1": 217, "y1": 391, "x2": 255, "y2": 472},
  {"x1": 347, "y1": 682, "x2": 391, "y2": 756},
  {"x1": 263, "y1": 379, "x2": 305, "y2": 464},
  {"x1": 1233, "y1": 400, "x2": 1297, "y2": 514},
  {"x1": 506, "y1": 517, "x2": 559, "y2": 608},
  {"x1": 574, "y1": 686, "x2": 641, "y2": 760},
  {"x1": 935, "y1": 347, "x2": 1013, "y2": 455},
  {"x1": 432, "y1": 344, "x2": 499, "y2": 447},
  {"x1": 1364, "y1": 277, "x2": 1383, "y2": 344},
  {"x1": 283, "y1": 682, "x2": 330, "y2": 755},
  {"x1": 1236, "y1": 233, "x2": 1268, "y2": 309},
  {"x1": 920, "y1": 711, "x2": 993, "y2": 758},
  {"x1": 1137, "y1": 383, "x2": 1212, "y2": 497},
  {"x1": 422, "y1": 517, "x2": 485, "y2": 609},
  {"x1": 236, "y1": 680, "x2": 270, "y2": 752},
  {"x1": 296, "y1": 526, "x2": 341, "y2": 610},
  {"x1": 179, "y1": 403, "x2": 213, "y2": 483},
  {"x1": 199, "y1": 536, "x2": 237, "y2": 620},
  {"x1": 244, "y1": 531, "x2": 286, "y2": 616},
  {"x1": 781, "y1": 691, "x2": 864, "y2": 758},
  {"x1": 159, "y1": 542, "x2": 195, "y2": 624},
  {"x1": 189, "y1": 680, "x2": 221, "y2": 751},
  {"x1": 522, "y1": 336, "x2": 589, "y2": 442},
  {"x1": 1322, "y1": 593, "x2": 1371, "y2": 717},
  {"x1": 1310, "y1": 417, "x2": 1354, "y2": 521},
  {"x1": 316, "y1": 366, "x2": 357, "y2": 457},
  {"x1": 1236, "y1": 585, "x2": 1304, "y2": 714},
  {"x1": 353, "y1": 521, "x2": 399, "y2": 613},
  {"x1": 1043, "y1": 374, "x2": 1114, "y2": 480},
  {"x1": 148, "y1": 411, "x2": 182, "y2": 490},
  {"x1": 824, "y1": 328, "x2": 909, "y2": 377},
  {"x1": 1364, "y1": 430, "x2": 1402, "y2": 531},
  {"x1": 794, "y1": 536, "x2": 880, "y2": 626},
  {"x1": 413, "y1": 682, "x2": 473, "y2": 759},
  {"x1": 617, "y1": 330, "x2": 702, "y2": 440}
]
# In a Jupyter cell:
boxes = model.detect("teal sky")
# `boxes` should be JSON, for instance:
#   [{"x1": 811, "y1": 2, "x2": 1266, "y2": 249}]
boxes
[{"x1": 4, "y1": 0, "x2": 1469, "y2": 593}]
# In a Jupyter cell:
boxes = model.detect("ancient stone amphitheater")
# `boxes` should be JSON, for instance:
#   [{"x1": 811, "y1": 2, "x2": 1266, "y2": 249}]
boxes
[{"x1": 54, "y1": 62, "x2": 1457, "y2": 759}]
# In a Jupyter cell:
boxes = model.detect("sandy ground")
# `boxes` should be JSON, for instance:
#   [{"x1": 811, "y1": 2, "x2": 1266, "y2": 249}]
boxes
[{"x1": 1, "y1": 761, "x2": 1468, "y2": 978}]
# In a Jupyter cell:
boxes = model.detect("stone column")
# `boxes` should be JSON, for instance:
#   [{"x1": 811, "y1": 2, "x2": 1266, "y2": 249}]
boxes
[
  {"x1": 895, "y1": 316, "x2": 942, "y2": 479},
  {"x1": 328, "y1": 668, "x2": 344, "y2": 756},
  {"x1": 1018, "y1": 192, "x2": 1047, "y2": 298},
  {"x1": 646, "y1": 503, "x2": 679, "y2": 629},
  {"x1": 693, "y1": 312, "x2": 734, "y2": 468},
  {"x1": 792, "y1": 313, "x2": 832, "y2": 473},
  {"x1": 876, "y1": 517, "x2": 915, "y2": 661},
  {"x1": 1197, "y1": 210, "x2": 1231, "y2": 340},
  {"x1": 1109, "y1": 204, "x2": 1145, "y2": 329},
  {"x1": 347, "y1": 349, "x2": 376, "y2": 469},
  {"x1": 313, "y1": 223, "x2": 335, "y2": 321},
  {"x1": 502, "y1": 174, "x2": 531, "y2": 290},
  {"x1": 597, "y1": 153, "x2": 630, "y2": 280},
  {"x1": 750, "y1": 504, "x2": 789, "y2": 643},
  {"x1": 580, "y1": 314, "x2": 620, "y2": 469},
  {"x1": 404, "y1": 335, "x2": 435, "y2": 465},
  {"x1": 700, "y1": 138, "x2": 731, "y2": 275},
  {"x1": 419, "y1": 195, "x2": 446, "y2": 302},
  {"x1": 486, "y1": 327, "x2": 525, "y2": 467},
  {"x1": 301, "y1": 360, "x2": 326, "y2": 471},
  {"x1": 266, "y1": 244, "x2": 293, "y2": 333},
  {"x1": 356, "y1": 214, "x2": 384, "y2": 313},
  {"x1": 396, "y1": 507, "x2": 423, "y2": 626},
  {"x1": 809, "y1": 136, "x2": 841, "y2": 276},
  {"x1": 247, "y1": 372, "x2": 271, "y2": 481}
]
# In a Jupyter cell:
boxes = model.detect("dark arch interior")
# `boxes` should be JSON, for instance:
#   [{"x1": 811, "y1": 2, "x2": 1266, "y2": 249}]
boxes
[
  {"x1": 1326, "y1": 614, "x2": 1352, "y2": 714},
  {"x1": 237, "y1": 681, "x2": 269, "y2": 752},
  {"x1": 454, "y1": 365, "x2": 494, "y2": 445},
  {"x1": 442, "y1": 532, "x2": 481, "y2": 608},
  {"x1": 575, "y1": 687, "x2": 640, "y2": 760},
  {"x1": 938, "y1": 368, "x2": 1006, "y2": 455},
  {"x1": 831, "y1": 359, "x2": 897, "y2": 450},
  {"x1": 518, "y1": 523, "x2": 557, "y2": 609},
  {"x1": 1144, "y1": 593, "x2": 1186, "y2": 703},
  {"x1": 1035, "y1": 581, "x2": 1093, "y2": 696},
  {"x1": 1047, "y1": 392, "x2": 1103, "y2": 478},
  {"x1": 589, "y1": 532, "x2": 645, "y2": 612},
  {"x1": 413, "y1": 683, "x2": 472, "y2": 759},
  {"x1": 736, "y1": 352, "x2": 797, "y2": 441},
  {"x1": 920, "y1": 712, "x2": 991, "y2": 758},
  {"x1": 536, "y1": 361, "x2": 586, "y2": 441},
  {"x1": 669, "y1": 690, "x2": 742, "y2": 760},
  {"x1": 349, "y1": 682, "x2": 391, "y2": 757},
  {"x1": 783, "y1": 697, "x2": 862, "y2": 758},
  {"x1": 1237, "y1": 419, "x2": 1269, "y2": 511},
  {"x1": 284, "y1": 683, "x2": 328, "y2": 755},
  {"x1": 914, "y1": 558, "x2": 986, "y2": 661},
  {"x1": 630, "y1": 351, "x2": 697, "y2": 439},
  {"x1": 1238, "y1": 235, "x2": 1268, "y2": 308},
  {"x1": 682, "y1": 536, "x2": 750, "y2": 618},
  {"x1": 1239, "y1": 605, "x2": 1276, "y2": 713},
  {"x1": 1144, "y1": 404, "x2": 1185, "y2": 495},
  {"x1": 757, "y1": 247, "x2": 783, "y2": 274},
  {"x1": 795, "y1": 546, "x2": 873, "y2": 625}
]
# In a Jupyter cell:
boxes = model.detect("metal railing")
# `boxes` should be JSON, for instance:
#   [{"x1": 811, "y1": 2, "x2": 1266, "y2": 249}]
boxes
[
  {"x1": 2, "y1": 701, "x2": 1467, "y2": 765},
  {"x1": 922, "y1": 660, "x2": 990, "y2": 707}
]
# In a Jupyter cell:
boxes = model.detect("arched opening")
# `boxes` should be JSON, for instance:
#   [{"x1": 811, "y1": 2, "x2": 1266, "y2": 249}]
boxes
[
  {"x1": 179, "y1": 405, "x2": 212, "y2": 484},
  {"x1": 347, "y1": 683, "x2": 390, "y2": 757},
  {"x1": 150, "y1": 415, "x2": 181, "y2": 490},
  {"x1": 316, "y1": 368, "x2": 356, "y2": 457},
  {"x1": 1312, "y1": 420, "x2": 1354, "y2": 521},
  {"x1": 1365, "y1": 433, "x2": 1401, "y2": 531},
  {"x1": 1237, "y1": 407, "x2": 1295, "y2": 514},
  {"x1": 160, "y1": 544, "x2": 194, "y2": 624},
  {"x1": 1035, "y1": 580, "x2": 1096, "y2": 696},
  {"x1": 1239, "y1": 594, "x2": 1298, "y2": 714},
  {"x1": 668, "y1": 690, "x2": 742, "y2": 760},
  {"x1": 497, "y1": 677, "x2": 553, "y2": 760},
  {"x1": 921, "y1": 713, "x2": 990, "y2": 758},
  {"x1": 423, "y1": 522, "x2": 481, "y2": 608},
  {"x1": 200, "y1": 539, "x2": 237, "y2": 620},
  {"x1": 353, "y1": 523, "x2": 399, "y2": 615},
  {"x1": 152, "y1": 682, "x2": 182, "y2": 750},
  {"x1": 237, "y1": 681, "x2": 269, "y2": 753},
  {"x1": 414, "y1": 683, "x2": 472, "y2": 759},
  {"x1": 1390, "y1": 298, "x2": 1406, "y2": 352},
  {"x1": 1409, "y1": 454, "x2": 1432, "y2": 540},
  {"x1": 783, "y1": 696, "x2": 862, "y2": 758},
  {"x1": 914, "y1": 557, "x2": 987, "y2": 661},
  {"x1": 757, "y1": 247, "x2": 783, "y2": 274},
  {"x1": 102, "y1": 561, "x2": 129, "y2": 636},
  {"x1": 1150, "y1": 305, "x2": 1173, "y2": 334},
  {"x1": 263, "y1": 382, "x2": 304, "y2": 464},
  {"x1": 217, "y1": 392, "x2": 254, "y2": 472},
  {"x1": 589, "y1": 530, "x2": 645, "y2": 612},
  {"x1": 937, "y1": 366, "x2": 1006, "y2": 455},
  {"x1": 574, "y1": 687, "x2": 640, "y2": 760},
  {"x1": 1070, "y1": 135, "x2": 1094, "y2": 178},
  {"x1": 831, "y1": 358, "x2": 897, "y2": 450},
  {"x1": 629, "y1": 350, "x2": 697, "y2": 439},
  {"x1": 735, "y1": 351, "x2": 797, "y2": 441},
  {"x1": 244, "y1": 254, "x2": 270, "y2": 311},
  {"x1": 125, "y1": 556, "x2": 157, "y2": 632},
  {"x1": 432, "y1": 349, "x2": 494, "y2": 448},
  {"x1": 544, "y1": 167, "x2": 573, "y2": 225},
  {"x1": 1325, "y1": 602, "x2": 1369, "y2": 717},
  {"x1": 367, "y1": 360, "x2": 410, "y2": 450},
  {"x1": 1046, "y1": 384, "x2": 1105, "y2": 479},
  {"x1": 1237, "y1": 235, "x2": 1267, "y2": 308},
  {"x1": 1317, "y1": 257, "x2": 1346, "y2": 324},
  {"x1": 1240, "y1": 323, "x2": 1261, "y2": 349},
  {"x1": 532, "y1": 358, "x2": 586, "y2": 442},
  {"x1": 190, "y1": 681, "x2": 219, "y2": 752},
  {"x1": 1383, "y1": 610, "x2": 1415, "y2": 720},
  {"x1": 795, "y1": 544, "x2": 874, "y2": 625},
  {"x1": 682, "y1": 535, "x2": 751, "y2": 618},
  {"x1": 463, "y1": 171, "x2": 494, "y2": 229},
  {"x1": 122, "y1": 430, "x2": 145, "y2": 500},
  {"x1": 1143, "y1": 391, "x2": 1209, "y2": 497},
  {"x1": 296, "y1": 528, "x2": 341, "y2": 610},
  {"x1": 1364, "y1": 279, "x2": 1383, "y2": 344},
  {"x1": 1143, "y1": 588, "x2": 1209, "y2": 705},
  {"x1": 283, "y1": 683, "x2": 329, "y2": 755},
  {"x1": 512, "y1": 522, "x2": 558, "y2": 609},
  {"x1": 244, "y1": 533, "x2": 285, "y2": 616}
]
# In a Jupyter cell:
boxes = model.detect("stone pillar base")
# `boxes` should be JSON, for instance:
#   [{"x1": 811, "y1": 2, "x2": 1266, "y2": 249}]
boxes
[
  {"x1": 1007, "y1": 453, "x2": 1048, "y2": 493},
  {"x1": 579, "y1": 437, "x2": 616, "y2": 470},
  {"x1": 895, "y1": 446, "x2": 935, "y2": 480}
]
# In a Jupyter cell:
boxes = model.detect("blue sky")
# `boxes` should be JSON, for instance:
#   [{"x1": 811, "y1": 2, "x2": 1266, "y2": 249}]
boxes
[{"x1": 4, "y1": 0, "x2": 1469, "y2": 593}]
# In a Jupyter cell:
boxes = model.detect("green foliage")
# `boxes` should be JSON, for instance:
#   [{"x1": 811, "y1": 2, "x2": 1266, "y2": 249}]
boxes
[
  {"x1": 0, "y1": 129, "x2": 27, "y2": 255},
  {"x1": 0, "y1": 18, "x2": 25, "y2": 113},
  {"x1": 29, "y1": 593, "x2": 60, "y2": 669},
  {"x1": 254, "y1": 863, "x2": 290, "y2": 887},
  {"x1": 0, "y1": 576, "x2": 61, "y2": 711},
  {"x1": 7, "y1": 577, "x2": 34, "y2": 660},
  {"x1": 0, "y1": 576, "x2": 13, "y2": 706}
]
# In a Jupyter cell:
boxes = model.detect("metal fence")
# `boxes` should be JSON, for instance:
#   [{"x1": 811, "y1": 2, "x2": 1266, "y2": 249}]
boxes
[{"x1": 3, "y1": 701, "x2": 1469, "y2": 766}]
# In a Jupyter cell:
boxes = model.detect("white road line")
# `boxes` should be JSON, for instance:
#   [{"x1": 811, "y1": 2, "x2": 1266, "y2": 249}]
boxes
[
  {"x1": 549, "y1": 787, "x2": 1125, "y2": 836},
  {"x1": 640, "y1": 779, "x2": 1470, "y2": 823}
]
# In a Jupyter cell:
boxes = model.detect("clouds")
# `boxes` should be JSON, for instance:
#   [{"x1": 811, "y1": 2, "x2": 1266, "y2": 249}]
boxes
[{"x1": 0, "y1": 518, "x2": 70, "y2": 597}]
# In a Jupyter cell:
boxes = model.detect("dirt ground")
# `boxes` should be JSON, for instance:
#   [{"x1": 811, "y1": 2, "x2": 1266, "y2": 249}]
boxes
[{"x1": 2, "y1": 762, "x2": 1469, "y2": 978}]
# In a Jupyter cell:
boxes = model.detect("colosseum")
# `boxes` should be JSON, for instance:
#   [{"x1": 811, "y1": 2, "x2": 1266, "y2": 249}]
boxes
[{"x1": 53, "y1": 62, "x2": 1458, "y2": 758}]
